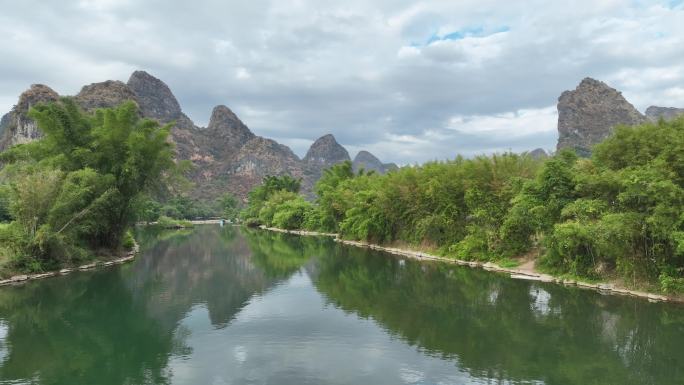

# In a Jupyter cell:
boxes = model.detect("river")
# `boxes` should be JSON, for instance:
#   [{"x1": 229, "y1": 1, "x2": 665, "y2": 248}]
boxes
[{"x1": 0, "y1": 225, "x2": 682, "y2": 384}]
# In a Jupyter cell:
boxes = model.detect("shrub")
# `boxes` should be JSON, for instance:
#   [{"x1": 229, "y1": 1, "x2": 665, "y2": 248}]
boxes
[
  {"x1": 272, "y1": 198, "x2": 313, "y2": 230},
  {"x1": 122, "y1": 229, "x2": 135, "y2": 249}
]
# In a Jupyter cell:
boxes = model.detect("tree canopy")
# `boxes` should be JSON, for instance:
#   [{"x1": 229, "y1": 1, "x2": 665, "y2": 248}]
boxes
[{"x1": 0, "y1": 99, "x2": 175, "y2": 273}]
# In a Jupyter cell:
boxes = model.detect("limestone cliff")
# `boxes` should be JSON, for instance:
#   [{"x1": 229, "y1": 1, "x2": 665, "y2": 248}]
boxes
[
  {"x1": 303, "y1": 134, "x2": 351, "y2": 167},
  {"x1": 0, "y1": 84, "x2": 60, "y2": 150},
  {"x1": 556, "y1": 78, "x2": 646, "y2": 156},
  {"x1": 75, "y1": 80, "x2": 139, "y2": 111}
]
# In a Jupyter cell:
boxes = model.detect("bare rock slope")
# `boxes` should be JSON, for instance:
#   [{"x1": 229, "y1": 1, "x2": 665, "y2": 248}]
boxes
[
  {"x1": 0, "y1": 84, "x2": 59, "y2": 149},
  {"x1": 556, "y1": 78, "x2": 647, "y2": 156}
]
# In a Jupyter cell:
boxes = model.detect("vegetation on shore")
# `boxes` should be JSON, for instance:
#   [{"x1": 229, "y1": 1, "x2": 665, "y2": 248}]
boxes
[
  {"x1": 152, "y1": 216, "x2": 195, "y2": 229},
  {"x1": 0, "y1": 99, "x2": 177, "y2": 275},
  {"x1": 135, "y1": 192, "x2": 239, "y2": 223},
  {"x1": 242, "y1": 117, "x2": 684, "y2": 293}
]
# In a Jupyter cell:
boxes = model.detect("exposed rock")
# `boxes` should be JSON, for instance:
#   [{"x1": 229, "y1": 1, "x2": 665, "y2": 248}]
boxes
[
  {"x1": 227, "y1": 137, "x2": 305, "y2": 198},
  {"x1": 527, "y1": 148, "x2": 548, "y2": 159},
  {"x1": 0, "y1": 112, "x2": 10, "y2": 139},
  {"x1": 645, "y1": 106, "x2": 684, "y2": 122},
  {"x1": 206, "y1": 105, "x2": 255, "y2": 151},
  {"x1": 301, "y1": 134, "x2": 351, "y2": 192},
  {"x1": 127, "y1": 70, "x2": 182, "y2": 121},
  {"x1": 556, "y1": 78, "x2": 647, "y2": 156},
  {"x1": 0, "y1": 84, "x2": 60, "y2": 150},
  {"x1": 353, "y1": 150, "x2": 394, "y2": 174},
  {"x1": 74, "y1": 80, "x2": 138, "y2": 111},
  {"x1": 304, "y1": 134, "x2": 350, "y2": 167}
]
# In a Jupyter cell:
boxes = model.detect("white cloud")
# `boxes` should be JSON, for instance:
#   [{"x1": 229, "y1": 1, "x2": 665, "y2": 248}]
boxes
[
  {"x1": 235, "y1": 67, "x2": 251, "y2": 80},
  {"x1": 447, "y1": 106, "x2": 557, "y2": 137},
  {"x1": 0, "y1": 0, "x2": 682, "y2": 164}
]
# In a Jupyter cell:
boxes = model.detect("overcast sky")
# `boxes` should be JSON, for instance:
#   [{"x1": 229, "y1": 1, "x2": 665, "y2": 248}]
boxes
[{"x1": 1, "y1": 0, "x2": 683, "y2": 163}]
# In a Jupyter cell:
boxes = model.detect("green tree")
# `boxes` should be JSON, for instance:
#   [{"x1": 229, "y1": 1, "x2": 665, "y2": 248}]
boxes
[
  {"x1": 0, "y1": 98, "x2": 176, "y2": 271},
  {"x1": 218, "y1": 193, "x2": 239, "y2": 220}
]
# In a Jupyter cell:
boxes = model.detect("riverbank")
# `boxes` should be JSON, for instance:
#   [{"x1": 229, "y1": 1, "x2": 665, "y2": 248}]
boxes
[
  {"x1": 0, "y1": 242, "x2": 140, "y2": 287},
  {"x1": 259, "y1": 226, "x2": 683, "y2": 304},
  {"x1": 0, "y1": 220, "x2": 226, "y2": 286}
]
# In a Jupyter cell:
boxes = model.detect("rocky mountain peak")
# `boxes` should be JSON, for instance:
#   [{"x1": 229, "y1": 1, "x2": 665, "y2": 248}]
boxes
[
  {"x1": 527, "y1": 148, "x2": 548, "y2": 159},
  {"x1": 206, "y1": 105, "x2": 255, "y2": 149},
  {"x1": 353, "y1": 150, "x2": 385, "y2": 173},
  {"x1": 0, "y1": 84, "x2": 59, "y2": 150},
  {"x1": 127, "y1": 70, "x2": 181, "y2": 121},
  {"x1": 17, "y1": 84, "x2": 60, "y2": 112},
  {"x1": 303, "y1": 134, "x2": 350, "y2": 166},
  {"x1": 75, "y1": 80, "x2": 138, "y2": 111},
  {"x1": 0, "y1": 72, "x2": 395, "y2": 200},
  {"x1": 645, "y1": 106, "x2": 684, "y2": 122},
  {"x1": 556, "y1": 77, "x2": 646, "y2": 156},
  {"x1": 354, "y1": 150, "x2": 381, "y2": 163}
]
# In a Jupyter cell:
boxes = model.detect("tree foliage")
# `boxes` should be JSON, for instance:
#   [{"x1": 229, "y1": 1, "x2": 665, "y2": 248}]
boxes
[
  {"x1": 0, "y1": 99, "x2": 176, "y2": 273},
  {"x1": 242, "y1": 116, "x2": 684, "y2": 292}
]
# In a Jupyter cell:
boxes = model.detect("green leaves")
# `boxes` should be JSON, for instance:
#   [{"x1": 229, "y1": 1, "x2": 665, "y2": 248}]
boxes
[
  {"x1": 238, "y1": 116, "x2": 684, "y2": 292},
  {"x1": 0, "y1": 99, "x2": 176, "y2": 271},
  {"x1": 241, "y1": 175, "x2": 304, "y2": 225}
]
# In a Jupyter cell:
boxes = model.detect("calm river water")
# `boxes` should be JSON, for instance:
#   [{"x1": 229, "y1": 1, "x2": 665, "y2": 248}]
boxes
[{"x1": 0, "y1": 225, "x2": 683, "y2": 384}]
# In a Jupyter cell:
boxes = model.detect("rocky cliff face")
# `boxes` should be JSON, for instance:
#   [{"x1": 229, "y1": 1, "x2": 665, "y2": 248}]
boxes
[
  {"x1": 0, "y1": 112, "x2": 10, "y2": 140},
  {"x1": 303, "y1": 134, "x2": 350, "y2": 167},
  {"x1": 0, "y1": 71, "x2": 393, "y2": 201},
  {"x1": 556, "y1": 78, "x2": 647, "y2": 156},
  {"x1": 75, "y1": 80, "x2": 139, "y2": 111},
  {"x1": 0, "y1": 84, "x2": 60, "y2": 150},
  {"x1": 645, "y1": 106, "x2": 684, "y2": 122},
  {"x1": 352, "y1": 150, "x2": 397, "y2": 174},
  {"x1": 206, "y1": 105, "x2": 255, "y2": 152},
  {"x1": 301, "y1": 134, "x2": 351, "y2": 190},
  {"x1": 127, "y1": 70, "x2": 182, "y2": 122}
]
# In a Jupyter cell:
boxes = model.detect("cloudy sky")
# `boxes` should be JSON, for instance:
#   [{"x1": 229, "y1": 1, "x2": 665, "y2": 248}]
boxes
[{"x1": 1, "y1": 0, "x2": 683, "y2": 163}]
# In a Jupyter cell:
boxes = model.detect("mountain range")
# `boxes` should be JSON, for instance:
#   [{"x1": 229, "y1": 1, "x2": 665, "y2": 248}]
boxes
[
  {"x1": 1, "y1": 72, "x2": 682, "y2": 199},
  {"x1": 0, "y1": 71, "x2": 396, "y2": 200}
]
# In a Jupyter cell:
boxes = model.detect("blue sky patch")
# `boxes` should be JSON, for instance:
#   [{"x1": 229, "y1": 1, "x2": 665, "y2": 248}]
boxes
[{"x1": 420, "y1": 26, "x2": 510, "y2": 47}]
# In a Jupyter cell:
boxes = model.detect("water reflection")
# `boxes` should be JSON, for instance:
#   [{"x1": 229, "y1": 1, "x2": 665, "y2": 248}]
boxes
[
  {"x1": 0, "y1": 226, "x2": 681, "y2": 384},
  {"x1": 0, "y1": 271, "x2": 176, "y2": 385},
  {"x1": 310, "y1": 243, "x2": 684, "y2": 385}
]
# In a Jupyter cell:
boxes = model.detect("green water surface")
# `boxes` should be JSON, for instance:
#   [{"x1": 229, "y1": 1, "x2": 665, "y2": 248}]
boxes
[{"x1": 0, "y1": 225, "x2": 682, "y2": 385}]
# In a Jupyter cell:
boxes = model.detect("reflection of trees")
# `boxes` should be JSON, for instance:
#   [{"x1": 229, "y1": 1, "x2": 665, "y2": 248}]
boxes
[
  {"x1": 311, "y1": 245, "x2": 684, "y2": 385},
  {"x1": 0, "y1": 226, "x2": 321, "y2": 384},
  {"x1": 242, "y1": 229, "x2": 330, "y2": 279},
  {"x1": 1, "y1": 227, "x2": 683, "y2": 385},
  {"x1": 127, "y1": 225, "x2": 286, "y2": 329},
  {"x1": 0, "y1": 272, "x2": 176, "y2": 385},
  {"x1": 127, "y1": 226, "x2": 323, "y2": 331}
]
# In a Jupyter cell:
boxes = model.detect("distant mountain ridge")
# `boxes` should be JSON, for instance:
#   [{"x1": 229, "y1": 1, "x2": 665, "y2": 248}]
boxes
[
  {"x1": 352, "y1": 150, "x2": 398, "y2": 174},
  {"x1": 0, "y1": 71, "x2": 393, "y2": 200},
  {"x1": 5, "y1": 71, "x2": 681, "y2": 197}
]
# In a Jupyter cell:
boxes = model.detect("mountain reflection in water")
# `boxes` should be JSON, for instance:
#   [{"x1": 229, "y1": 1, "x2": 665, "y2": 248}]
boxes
[{"x1": 0, "y1": 225, "x2": 682, "y2": 385}]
